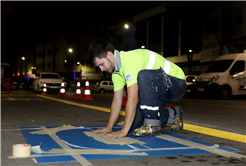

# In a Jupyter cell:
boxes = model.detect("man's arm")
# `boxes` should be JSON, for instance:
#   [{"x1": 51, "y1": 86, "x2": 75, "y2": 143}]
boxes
[
  {"x1": 105, "y1": 83, "x2": 138, "y2": 138},
  {"x1": 91, "y1": 87, "x2": 123, "y2": 134},
  {"x1": 106, "y1": 88, "x2": 124, "y2": 129}
]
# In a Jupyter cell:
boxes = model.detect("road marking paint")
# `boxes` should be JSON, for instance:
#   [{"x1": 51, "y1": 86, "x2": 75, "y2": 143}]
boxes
[
  {"x1": 84, "y1": 132, "x2": 146, "y2": 145},
  {"x1": 9, "y1": 126, "x2": 245, "y2": 161},
  {"x1": 183, "y1": 123, "x2": 246, "y2": 143},
  {"x1": 6, "y1": 97, "x2": 16, "y2": 100},
  {"x1": 37, "y1": 95, "x2": 125, "y2": 116},
  {"x1": 1, "y1": 129, "x2": 20, "y2": 131},
  {"x1": 6, "y1": 97, "x2": 31, "y2": 100},
  {"x1": 2, "y1": 97, "x2": 43, "y2": 101},
  {"x1": 8, "y1": 144, "x2": 244, "y2": 159},
  {"x1": 40, "y1": 126, "x2": 92, "y2": 166},
  {"x1": 157, "y1": 134, "x2": 246, "y2": 159},
  {"x1": 37, "y1": 95, "x2": 246, "y2": 144},
  {"x1": 1, "y1": 126, "x2": 124, "y2": 132}
]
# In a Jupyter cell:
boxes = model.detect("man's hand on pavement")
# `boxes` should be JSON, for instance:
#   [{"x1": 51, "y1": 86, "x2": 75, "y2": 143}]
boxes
[
  {"x1": 91, "y1": 126, "x2": 112, "y2": 134},
  {"x1": 104, "y1": 129, "x2": 127, "y2": 138}
]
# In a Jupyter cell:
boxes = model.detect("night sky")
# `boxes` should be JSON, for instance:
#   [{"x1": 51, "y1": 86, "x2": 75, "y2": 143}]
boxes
[{"x1": 1, "y1": 1, "x2": 165, "y2": 63}]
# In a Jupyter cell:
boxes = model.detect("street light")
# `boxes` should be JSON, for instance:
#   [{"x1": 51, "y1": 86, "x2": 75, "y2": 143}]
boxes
[
  {"x1": 124, "y1": 24, "x2": 129, "y2": 29},
  {"x1": 124, "y1": 24, "x2": 137, "y2": 49},
  {"x1": 68, "y1": 48, "x2": 75, "y2": 64},
  {"x1": 21, "y1": 57, "x2": 26, "y2": 75},
  {"x1": 68, "y1": 48, "x2": 73, "y2": 53},
  {"x1": 68, "y1": 48, "x2": 76, "y2": 80}
]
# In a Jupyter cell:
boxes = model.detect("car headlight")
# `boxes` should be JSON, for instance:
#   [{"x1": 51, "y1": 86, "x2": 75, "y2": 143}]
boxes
[{"x1": 208, "y1": 75, "x2": 220, "y2": 85}]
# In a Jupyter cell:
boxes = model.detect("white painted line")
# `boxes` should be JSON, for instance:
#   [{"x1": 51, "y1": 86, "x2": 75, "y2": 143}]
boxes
[
  {"x1": 157, "y1": 134, "x2": 246, "y2": 159},
  {"x1": 40, "y1": 126, "x2": 92, "y2": 166}
]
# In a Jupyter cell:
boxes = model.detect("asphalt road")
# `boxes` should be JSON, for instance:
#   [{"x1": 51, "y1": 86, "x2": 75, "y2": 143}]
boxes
[{"x1": 1, "y1": 90, "x2": 246, "y2": 166}]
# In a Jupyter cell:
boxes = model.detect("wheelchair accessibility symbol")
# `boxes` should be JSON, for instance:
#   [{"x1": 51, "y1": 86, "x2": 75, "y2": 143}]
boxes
[{"x1": 17, "y1": 125, "x2": 241, "y2": 165}]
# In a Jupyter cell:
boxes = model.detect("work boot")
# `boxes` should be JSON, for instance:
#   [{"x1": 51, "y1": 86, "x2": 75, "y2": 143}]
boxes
[
  {"x1": 171, "y1": 106, "x2": 183, "y2": 131},
  {"x1": 133, "y1": 124, "x2": 162, "y2": 137}
]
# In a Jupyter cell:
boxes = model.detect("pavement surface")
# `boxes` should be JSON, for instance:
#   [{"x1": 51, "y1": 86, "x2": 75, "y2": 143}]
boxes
[{"x1": 1, "y1": 90, "x2": 246, "y2": 166}]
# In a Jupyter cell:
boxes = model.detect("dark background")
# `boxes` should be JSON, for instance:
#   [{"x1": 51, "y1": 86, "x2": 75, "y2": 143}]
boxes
[{"x1": 1, "y1": 1, "x2": 165, "y2": 63}]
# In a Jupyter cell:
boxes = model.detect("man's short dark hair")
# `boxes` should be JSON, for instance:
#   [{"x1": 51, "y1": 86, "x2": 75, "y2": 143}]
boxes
[{"x1": 88, "y1": 39, "x2": 115, "y2": 66}]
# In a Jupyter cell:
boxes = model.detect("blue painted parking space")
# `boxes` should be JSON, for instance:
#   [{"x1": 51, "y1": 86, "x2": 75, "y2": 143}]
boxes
[{"x1": 19, "y1": 125, "x2": 240, "y2": 164}]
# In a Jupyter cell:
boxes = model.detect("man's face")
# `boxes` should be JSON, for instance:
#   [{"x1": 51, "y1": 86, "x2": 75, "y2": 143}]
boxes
[{"x1": 94, "y1": 56, "x2": 115, "y2": 73}]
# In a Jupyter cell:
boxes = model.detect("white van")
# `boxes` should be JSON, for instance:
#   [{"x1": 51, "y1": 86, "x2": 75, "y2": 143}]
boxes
[{"x1": 195, "y1": 52, "x2": 246, "y2": 99}]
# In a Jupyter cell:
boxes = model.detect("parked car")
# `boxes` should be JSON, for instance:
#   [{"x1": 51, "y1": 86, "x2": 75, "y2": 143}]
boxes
[
  {"x1": 33, "y1": 72, "x2": 63, "y2": 94},
  {"x1": 12, "y1": 82, "x2": 19, "y2": 90},
  {"x1": 195, "y1": 52, "x2": 246, "y2": 99},
  {"x1": 185, "y1": 75, "x2": 197, "y2": 93},
  {"x1": 95, "y1": 80, "x2": 114, "y2": 93},
  {"x1": 2, "y1": 77, "x2": 28, "y2": 91}
]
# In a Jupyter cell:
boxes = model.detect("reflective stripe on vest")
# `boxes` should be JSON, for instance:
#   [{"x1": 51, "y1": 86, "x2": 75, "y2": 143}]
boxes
[
  {"x1": 164, "y1": 59, "x2": 170, "y2": 74},
  {"x1": 146, "y1": 51, "x2": 170, "y2": 74},
  {"x1": 140, "y1": 105, "x2": 159, "y2": 111},
  {"x1": 146, "y1": 51, "x2": 155, "y2": 69}
]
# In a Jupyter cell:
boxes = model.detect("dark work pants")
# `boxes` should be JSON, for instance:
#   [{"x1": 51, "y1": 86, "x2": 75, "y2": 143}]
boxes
[{"x1": 130, "y1": 68, "x2": 186, "y2": 131}]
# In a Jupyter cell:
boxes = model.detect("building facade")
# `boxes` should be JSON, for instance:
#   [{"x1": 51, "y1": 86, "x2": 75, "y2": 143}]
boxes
[
  {"x1": 133, "y1": 1, "x2": 246, "y2": 75},
  {"x1": 12, "y1": 22, "x2": 136, "y2": 89},
  {"x1": 12, "y1": 2, "x2": 246, "y2": 86}
]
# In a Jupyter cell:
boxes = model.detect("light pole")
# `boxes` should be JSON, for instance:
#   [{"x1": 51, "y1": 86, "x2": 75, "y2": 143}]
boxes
[
  {"x1": 21, "y1": 57, "x2": 26, "y2": 76},
  {"x1": 68, "y1": 48, "x2": 82, "y2": 86},
  {"x1": 124, "y1": 24, "x2": 137, "y2": 49},
  {"x1": 68, "y1": 48, "x2": 75, "y2": 66},
  {"x1": 188, "y1": 49, "x2": 193, "y2": 74},
  {"x1": 68, "y1": 48, "x2": 76, "y2": 80}
]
